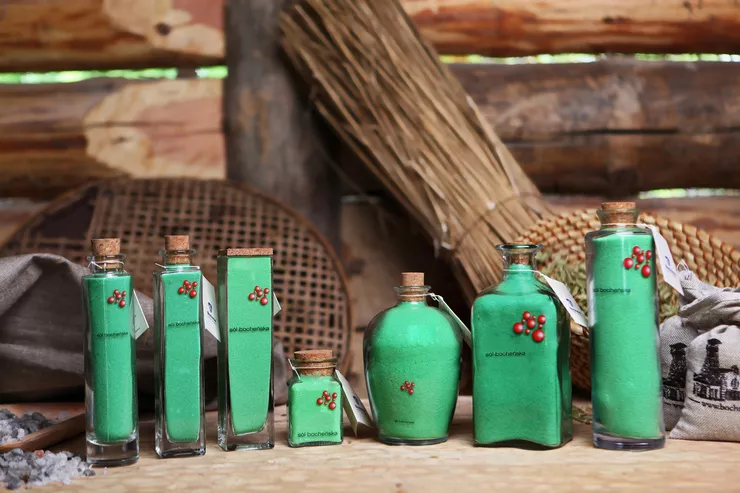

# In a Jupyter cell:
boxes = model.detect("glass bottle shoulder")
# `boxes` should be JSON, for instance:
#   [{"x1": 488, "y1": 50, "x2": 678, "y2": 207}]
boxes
[
  {"x1": 83, "y1": 270, "x2": 131, "y2": 280},
  {"x1": 364, "y1": 301, "x2": 459, "y2": 345}
]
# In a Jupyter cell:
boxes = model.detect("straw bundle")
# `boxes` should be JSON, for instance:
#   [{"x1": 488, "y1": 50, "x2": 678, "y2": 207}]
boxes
[{"x1": 281, "y1": 0, "x2": 551, "y2": 299}]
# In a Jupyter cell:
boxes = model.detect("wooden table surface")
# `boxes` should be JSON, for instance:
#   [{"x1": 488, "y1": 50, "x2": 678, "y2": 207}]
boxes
[{"x1": 46, "y1": 396, "x2": 739, "y2": 492}]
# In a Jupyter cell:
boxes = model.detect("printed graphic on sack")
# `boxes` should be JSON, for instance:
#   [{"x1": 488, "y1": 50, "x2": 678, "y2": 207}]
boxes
[{"x1": 691, "y1": 339, "x2": 740, "y2": 404}]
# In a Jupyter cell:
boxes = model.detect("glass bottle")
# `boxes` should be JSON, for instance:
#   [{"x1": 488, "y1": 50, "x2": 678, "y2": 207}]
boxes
[
  {"x1": 471, "y1": 244, "x2": 572, "y2": 448},
  {"x1": 82, "y1": 238, "x2": 138, "y2": 466},
  {"x1": 586, "y1": 202, "x2": 665, "y2": 450},
  {"x1": 217, "y1": 248, "x2": 274, "y2": 451},
  {"x1": 287, "y1": 350, "x2": 343, "y2": 447},
  {"x1": 153, "y1": 235, "x2": 206, "y2": 458},
  {"x1": 364, "y1": 272, "x2": 461, "y2": 445}
]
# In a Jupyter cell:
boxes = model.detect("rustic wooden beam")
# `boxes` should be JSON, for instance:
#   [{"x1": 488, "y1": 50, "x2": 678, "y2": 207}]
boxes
[
  {"x1": 0, "y1": 78, "x2": 223, "y2": 198},
  {"x1": 0, "y1": 0, "x2": 223, "y2": 71},
  {"x1": 223, "y1": 0, "x2": 340, "y2": 247},
  {"x1": 402, "y1": 0, "x2": 740, "y2": 57},
  {"x1": 452, "y1": 59, "x2": 740, "y2": 196}
]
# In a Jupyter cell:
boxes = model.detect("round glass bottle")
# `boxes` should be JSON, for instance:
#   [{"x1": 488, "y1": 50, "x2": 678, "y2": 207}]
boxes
[
  {"x1": 471, "y1": 244, "x2": 572, "y2": 448},
  {"x1": 287, "y1": 350, "x2": 343, "y2": 447},
  {"x1": 364, "y1": 272, "x2": 461, "y2": 445},
  {"x1": 586, "y1": 202, "x2": 665, "y2": 450}
]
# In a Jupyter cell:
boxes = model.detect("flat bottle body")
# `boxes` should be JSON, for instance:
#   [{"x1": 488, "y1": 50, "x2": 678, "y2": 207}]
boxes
[
  {"x1": 586, "y1": 226, "x2": 665, "y2": 450},
  {"x1": 287, "y1": 375, "x2": 343, "y2": 447},
  {"x1": 472, "y1": 269, "x2": 572, "y2": 448},
  {"x1": 83, "y1": 271, "x2": 139, "y2": 466},
  {"x1": 153, "y1": 266, "x2": 206, "y2": 458},
  {"x1": 364, "y1": 302, "x2": 461, "y2": 445},
  {"x1": 217, "y1": 255, "x2": 274, "y2": 451}
]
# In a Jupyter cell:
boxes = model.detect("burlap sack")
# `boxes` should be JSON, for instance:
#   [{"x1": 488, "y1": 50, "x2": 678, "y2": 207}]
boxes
[
  {"x1": 0, "y1": 254, "x2": 288, "y2": 409},
  {"x1": 668, "y1": 278, "x2": 740, "y2": 441}
]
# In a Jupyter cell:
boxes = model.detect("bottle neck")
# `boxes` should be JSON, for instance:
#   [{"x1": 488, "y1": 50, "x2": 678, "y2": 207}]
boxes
[
  {"x1": 597, "y1": 209, "x2": 639, "y2": 228},
  {"x1": 159, "y1": 249, "x2": 193, "y2": 267},
  {"x1": 87, "y1": 254, "x2": 126, "y2": 274},
  {"x1": 394, "y1": 286, "x2": 430, "y2": 305},
  {"x1": 502, "y1": 262, "x2": 536, "y2": 280}
]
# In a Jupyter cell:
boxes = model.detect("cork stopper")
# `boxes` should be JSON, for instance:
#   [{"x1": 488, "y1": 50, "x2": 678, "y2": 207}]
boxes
[
  {"x1": 599, "y1": 201, "x2": 638, "y2": 224},
  {"x1": 401, "y1": 272, "x2": 424, "y2": 286},
  {"x1": 399, "y1": 272, "x2": 427, "y2": 302},
  {"x1": 218, "y1": 248, "x2": 273, "y2": 257},
  {"x1": 293, "y1": 349, "x2": 334, "y2": 376},
  {"x1": 91, "y1": 238, "x2": 120, "y2": 256},
  {"x1": 164, "y1": 235, "x2": 191, "y2": 264}
]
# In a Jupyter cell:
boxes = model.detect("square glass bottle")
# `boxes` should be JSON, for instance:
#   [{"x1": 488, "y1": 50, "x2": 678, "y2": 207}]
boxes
[
  {"x1": 217, "y1": 248, "x2": 275, "y2": 451},
  {"x1": 471, "y1": 244, "x2": 572, "y2": 448},
  {"x1": 287, "y1": 350, "x2": 343, "y2": 447},
  {"x1": 82, "y1": 238, "x2": 139, "y2": 466},
  {"x1": 153, "y1": 235, "x2": 206, "y2": 458}
]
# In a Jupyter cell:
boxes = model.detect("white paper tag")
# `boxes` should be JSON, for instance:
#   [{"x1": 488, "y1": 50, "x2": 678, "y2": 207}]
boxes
[
  {"x1": 429, "y1": 294, "x2": 472, "y2": 347},
  {"x1": 538, "y1": 274, "x2": 588, "y2": 327},
  {"x1": 201, "y1": 277, "x2": 220, "y2": 342},
  {"x1": 132, "y1": 291, "x2": 149, "y2": 339},
  {"x1": 335, "y1": 369, "x2": 373, "y2": 435},
  {"x1": 640, "y1": 224, "x2": 685, "y2": 296},
  {"x1": 273, "y1": 293, "x2": 281, "y2": 316}
]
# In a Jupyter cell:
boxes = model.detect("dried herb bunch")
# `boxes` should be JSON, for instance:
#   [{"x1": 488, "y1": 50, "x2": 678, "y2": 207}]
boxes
[{"x1": 281, "y1": 0, "x2": 551, "y2": 301}]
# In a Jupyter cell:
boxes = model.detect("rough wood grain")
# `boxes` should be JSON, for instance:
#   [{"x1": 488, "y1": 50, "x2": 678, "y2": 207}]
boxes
[
  {"x1": 402, "y1": 0, "x2": 740, "y2": 56},
  {"x1": 0, "y1": 78, "x2": 223, "y2": 198},
  {"x1": 0, "y1": 0, "x2": 223, "y2": 71},
  {"x1": 41, "y1": 397, "x2": 740, "y2": 492},
  {"x1": 453, "y1": 59, "x2": 740, "y2": 196},
  {"x1": 223, "y1": 0, "x2": 340, "y2": 247},
  {"x1": 0, "y1": 403, "x2": 85, "y2": 453}
]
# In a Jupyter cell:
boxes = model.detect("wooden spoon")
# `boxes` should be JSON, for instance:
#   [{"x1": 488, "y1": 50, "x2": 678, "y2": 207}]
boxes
[{"x1": 0, "y1": 403, "x2": 85, "y2": 453}]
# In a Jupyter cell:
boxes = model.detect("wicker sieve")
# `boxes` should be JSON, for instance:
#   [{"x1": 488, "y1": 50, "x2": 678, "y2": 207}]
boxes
[
  {"x1": 517, "y1": 209, "x2": 740, "y2": 391},
  {"x1": 0, "y1": 178, "x2": 353, "y2": 373}
]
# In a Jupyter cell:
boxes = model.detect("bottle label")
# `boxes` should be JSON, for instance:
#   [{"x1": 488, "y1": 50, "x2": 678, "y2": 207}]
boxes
[
  {"x1": 639, "y1": 224, "x2": 685, "y2": 296},
  {"x1": 335, "y1": 369, "x2": 374, "y2": 435},
  {"x1": 132, "y1": 291, "x2": 148, "y2": 339},
  {"x1": 201, "y1": 276, "x2": 220, "y2": 341},
  {"x1": 430, "y1": 293, "x2": 472, "y2": 347},
  {"x1": 537, "y1": 274, "x2": 588, "y2": 327}
]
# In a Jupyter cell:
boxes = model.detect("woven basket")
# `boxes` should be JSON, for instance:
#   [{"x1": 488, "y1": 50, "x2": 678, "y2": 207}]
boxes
[
  {"x1": 517, "y1": 209, "x2": 740, "y2": 391},
  {"x1": 0, "y1": 179, "x2": 353, "y2": 372}
]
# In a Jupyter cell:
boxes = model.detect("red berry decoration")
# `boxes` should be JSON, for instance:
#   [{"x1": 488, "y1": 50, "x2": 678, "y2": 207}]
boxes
[
  {"x1": 178, "y1": 287, "x2": 185, "y2": 294},
  {"x1": 408, "y1": 389, "x2": 414, "y2": 395},
  {"x1": 633, "y1": 246, "x2": 641, "y2": 255},
  {"x1": 264, "y1": 288, "x2": 269, "y2": 294},
  {"x1": 635, "y1": 263, "x2": 640, "y2": 270},
  {"x1": 522, "y1": 311, "x2": 532, "y2": 320},
  {"x1": 113, "y1": 289, "x2": 120, "y2": 296},
  {"x1": 410, "y1": 382, "x2": 415, "y2": 387},
  {"x1": 328, "y1": 402, "x2": 337, "y2": 410},
  {"x1": 646, "y1": 250, "x2": 652, "y2": 260},
  {"x1": 400, "y1": 385, "x2": 405, "y2": 390},
  {"x1": 316, "y1": 398, "x2": 323, "y2": 405},
  {"x1": 637, "y1": 254, "x2": 645, "y2": 264},
  {"x1": 260, "y1": 297, "x2": 268, "y2": 305},
  {"x1": 525, "y1": 329, "x2": 531, "y2": 335},
  {"x1": 254, "y1": 286, "x2": 261, "y2": 292},
  {"x1": 532, "y1": 329, "x2": 545, "y2": 343},
  {"x1": 641, "y1": 265, "x2": 651, "y2": 278},
  {"x1": 121, "y1": 291, "x2": 127, "y2": 297},
  {"x1": 537, "y1": 314, "x2": 546, "y2": 324},
  {"x1": 332, "y1": 392, "x2": 338, "y2": 399},
  {"x1": 527, "y1": 318, "x2": 536, "y2": 329},
  {"x1": 538, "y1": 324, "x2": 543, "y2": 329},
  {"x1": 107, "y1": 296, "x2": 115, "y2": 304},
  {"x1": 248, "y1": 293, "x2": 256, "y2": 301},
  {"x1": 119, "y1": 300, "x2": 126, "y2": 308},
  {"x1": 513, "y1": 322, "x2": 524, "y2": 334},
  {"x1": 623, "y1": 258, "x2": 634, "y2": 269},
  {"x1": 192, "y1": 282, "x2": 197, "y2": 287},
  {"x1": 189, "y1": 290, "x2": 197, "y2": 298}
]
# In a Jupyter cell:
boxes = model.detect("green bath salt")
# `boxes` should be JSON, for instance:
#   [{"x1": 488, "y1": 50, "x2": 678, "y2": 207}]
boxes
[
  {"x1": 83, "y1": 238, "x2": 138, "y2": 466},
  {"x1": 217, "y1": 248, "x2": 274, "y2": 450},
  {"x1": 287, "y1": 350, "x2": 343, "y2": 447},
  {"x1": 364, "y1": 273, "x2": 461, "y2": 445},
  {"x1": 586, "y1": 203, "x2": 664, "y2": 450},
  {"x1": 153, "y1": 235, "x2": 205, "y2": 458},
  {"x1": 471, "y1": 245, "x2": 572, "y2": 448}
]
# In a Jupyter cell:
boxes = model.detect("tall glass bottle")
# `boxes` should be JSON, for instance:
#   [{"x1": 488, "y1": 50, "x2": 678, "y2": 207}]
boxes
[
  {"x1": 83, "y1": 238, "x2": 138, "y2": 466},
  {"x1": 471, "y1": 244, "x2": 572, "y2": 448},
  {"x1": 217, "y1": 248, "x2": 274, "y2": 450},
  {"x1": 586, "y1": 202, "x2": 665, "y2": 450},
  {"x1": 287, "y1": 350, "x2": 343, "y2": 447},
  {"x1": 364, "y1": 272, "x2": 461, "y2": 445},
  {"x1": 153, "y1": 235, "x2": 206, "y2": 458}
]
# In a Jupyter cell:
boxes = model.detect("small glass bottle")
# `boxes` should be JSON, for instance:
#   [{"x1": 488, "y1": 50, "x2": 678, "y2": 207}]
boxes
[
  {"x1": 287, "y1": 350, "x2": 343, "y2": 447},
  {"x1": 83, "y1": 238, "x2": 138, "y2": 466},
  {"x1": 153, "y1": 235, "x2": 206, "y2": 458},
  {"x1": 364, "y1": 272, "x2": 461, "y2": 445},
  {"x1": 217, "y1": 248, "x2": 274, "y2": 451},
  {"x1": 471, "y1": 244, "x2": 572, "y2": 448},
  {"x1": 586, "y1": 202, "x2": 665, "y2": 450}
]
